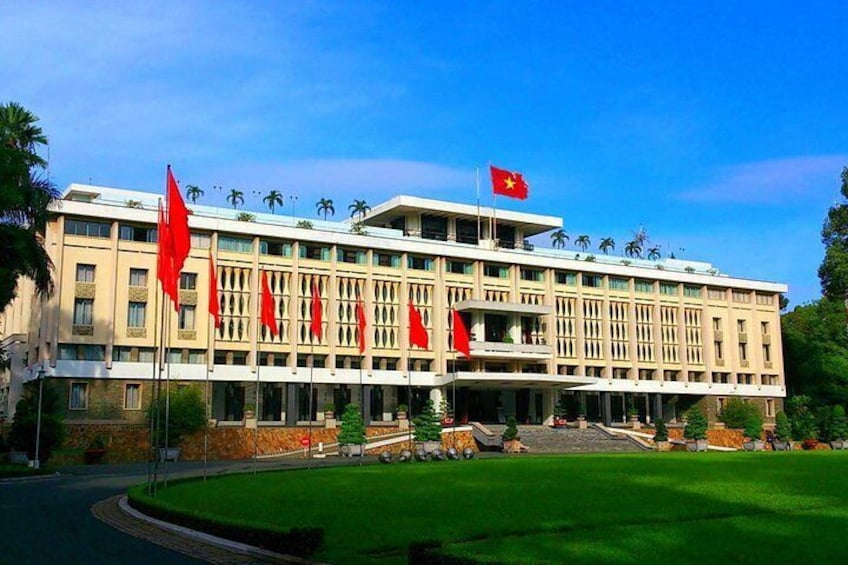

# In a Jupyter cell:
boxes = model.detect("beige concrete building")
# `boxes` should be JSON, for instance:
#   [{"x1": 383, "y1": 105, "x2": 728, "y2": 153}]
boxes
[{"x1": 0, "y1": 184, "x2": 787, "y2": 428}]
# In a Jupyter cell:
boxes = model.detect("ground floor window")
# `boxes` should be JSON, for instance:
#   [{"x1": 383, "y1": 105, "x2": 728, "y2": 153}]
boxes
[
  {"x1": 69, "y1": 382, "x2": 88, "y2": 410},
  {"x1": 124, "y1": 383, "x2": 142, "y2": 410}
]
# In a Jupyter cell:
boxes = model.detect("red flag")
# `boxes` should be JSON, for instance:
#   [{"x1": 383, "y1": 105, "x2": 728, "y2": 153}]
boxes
[
  {"x1": 166, "y1": 166, "x2": 191, "y2": 275},
  {"x1": 408, "y1": 301, "x2": 429, "y2": 350},
  {"x1": 490, "y1": 164, "x2": 529, "y2": 200},
  {"x1": 452, "y1": 309, "x2": 471, "y2": 358},
  {"x1": 156, "y1": 201, "x2": 179, "y2": 310},
  {"x1": 208, "y1": 253, "x2": 221, "y2": 328},
  {"x1": 310, "y1": 280, "x2": 322, "y2": 341},
  {"x1": 260, "y1": 271, "x2": 278, "y2": 337},
  {"x1": 356, "y1": 298, "x2": 367, "y2": 354}
]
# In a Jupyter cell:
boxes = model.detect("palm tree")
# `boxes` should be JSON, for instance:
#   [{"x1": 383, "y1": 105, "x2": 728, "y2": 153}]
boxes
[
  {"x1": 624, "y1": 240, "x2": 642, "y2": 259},
  {"x1": 599, "y1": 237, "x2": 615, "y2": 255},
  {"x1": 647, "y1": 246, "x2": 662, "y2": 260},
  {"x1": 263, "y1": 190, "x2": 284, "y2": 214},
  {"x1": 316, "y1": 198, "x2": 335, "y2": 220},
  {"x1": 227, "y1": 189, "x2": 244, "y2": 210},
  {"x1": 0, "y1": 102, "x2": 47, "y2": 168},
  {"x1": 348, "y1": 199, "x2": 371, "y2": 222},
  {"x1": 550, "y1": 229, "x2": 568, "y2": 249},
  {"x1": 185, "y1": 184, "x2": 203, "y2": 204},
  {"x1": 575, "y1": 235, "x2": 591, "y2": 252}
]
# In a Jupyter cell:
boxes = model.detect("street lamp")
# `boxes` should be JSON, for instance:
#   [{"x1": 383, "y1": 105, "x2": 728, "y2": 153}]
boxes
[{"x1": 33, "y1": 365, "x2": 45, "y2": 470}]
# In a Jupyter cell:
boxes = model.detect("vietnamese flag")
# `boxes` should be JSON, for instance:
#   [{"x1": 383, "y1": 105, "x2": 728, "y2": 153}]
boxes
[
  {"x1": 408, "y1": 301, "x2": 429, "y2": 350},
  {"x1": 208, "y1": 253, "x2": 221, "y2": 328},
  {"x1": 260, "y1": 271, "x2": 278, "y2": 337},
  {"x1": 356, "y1": 298, "x2": 367, "y2": 354},
  {"x1": 452, "y1": 309, "x2": 471, "y2": 358},
  {"x1": 156, "y1": 201, "x2": 179, "y2": 310},
  {"x1": 166, "y1": 166, "x2": 191, "y2": 275},
  {"x1": 490, "y1": 164, "x2": 529, "y2": 200},
  {"x1": 310, "y1": 280, "x2": 322, "y2": 341}
]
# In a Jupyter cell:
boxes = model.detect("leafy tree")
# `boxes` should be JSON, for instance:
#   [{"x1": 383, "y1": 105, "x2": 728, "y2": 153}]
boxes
[
  {"x1": 786, "y1": 395, "x2": 818, "y2": 441},
  {"x1": 624, "y1": 240, "x2": 642, "y2": 259},
  {"x1": 0, "y1": 101, "x2": 48, "y2": 167},
  {"x1": 743, "y1": 411, "x2": 764, "y2": 440},
  {"x1": 502, "y1": 416, "x2": 520, "y2": 441},
  {"x1": 774, "y1": 411, "x2": 792, "y2": 441},
  {"x1": 184, "y1": 184, "x2": 203, "y2": 204},
  {"x1": 830, "y1": 405, "x2": 848, "y2": 440},
  {"x1": 316, "y1": 198, "x2": 335, "y2": 220},
  {"x1": 147, "y1": 386, "x2": 206, "y2": 447},
  {"x1": 683, "y1": 407, "x2": 708, "y2": 440},
  {"x1": 263, "y1": 190, "x2": 284, "y2": 214},
  {"x1": 818, "y1": 167, "x2": 848, "y2": 299},
  {"x1": 337, "y1": 403, "x2": 366, "y2": 446},
  {"x1": 598, "y1": 237, "x2": 615, "y2": 255},
  {"x1": 647, "y1": 246, "x2": 662, "y2": 260},
  {"x1": 226, "y1": 189, "x2": 244, "y2": 210},
  {"x1": 348, "y1": 199, "x2": 371, "y2": 222},
  {"x1": 653, "y1": 418, "x2": 668, "y2": 442},
  {"x1": 550, "y1": 229, "x2": 568, "y2": 249},
  {"x1": 9, "y1": 379, "x2": 65, "y2": 463},
  {"x1": 574, "y1": 235, "x2": 590, "y2": 252},
  {"x1": 412, "y1": 399, "x2": 442, "y2": 442}
]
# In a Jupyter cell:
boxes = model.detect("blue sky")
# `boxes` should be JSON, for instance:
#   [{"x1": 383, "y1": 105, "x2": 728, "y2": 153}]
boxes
[{"x1": 4, "y1": 1, "x2": 847, "y2": 305}]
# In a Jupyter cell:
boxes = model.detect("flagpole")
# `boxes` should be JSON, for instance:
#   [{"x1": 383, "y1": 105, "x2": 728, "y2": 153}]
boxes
[
  {"x1": 308, "y1": 341, "x2": 313, "y2": 469},
  {"x1": 254, "y1": 339, "x2": 260, "y2": 474},
  {"x1": 359, "y1": 352, "x2": 364, "y2": 467},
  {"x1": 476, "y1": 166, "x2": 481, "y2": 242},
  {"x1": 163, "y1": 304, "x2": 172, "y2": 487},
  {"x1": 148, "y1": 200, "x2": 163, "y2": 496},
  {"x1": 452, "y1": 350, "x2": 457, "y2": 451}
]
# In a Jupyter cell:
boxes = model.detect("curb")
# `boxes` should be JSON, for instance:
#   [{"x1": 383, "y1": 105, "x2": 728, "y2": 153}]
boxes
[{"x1": 0, "y1": 471, "x2": 61, "y2": 484}]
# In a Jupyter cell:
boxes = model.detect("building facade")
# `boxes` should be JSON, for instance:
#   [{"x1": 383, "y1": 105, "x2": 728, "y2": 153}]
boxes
[{"x1": 0, "y1": 185, "x2": 787, "y2": 428}]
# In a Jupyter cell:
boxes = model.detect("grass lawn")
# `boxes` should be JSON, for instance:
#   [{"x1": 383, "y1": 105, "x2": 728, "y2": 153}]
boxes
[
  {"x1": 0, "y1": 463, "x2": 53, "y2": 479},
  {"x1": 129, "y1": 452, "x2": 848, "y2": 564}
]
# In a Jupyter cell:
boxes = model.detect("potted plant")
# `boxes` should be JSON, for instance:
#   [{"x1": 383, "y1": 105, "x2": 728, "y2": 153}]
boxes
[
  {"x1": 148, "y1": 386, "x2": 206, "y2": 462},
  {"x1": 773, "y1": 411, "x2": 792, "y2": 451},
  {"x1": 243, "y1": 403, "x2": 256, "y2": 420},
  {"x1": 742, "y1": 412, "x2": 764, "y2": 451},
  {"x1": 683, "y1": 407, "x2": 708, "y2": 452},
  {"x1": 439, "y1": 398, "x2": 454, "y2": 426},
  {"x1": 829, "y1": 405, "x2": 847, "y2": 450},
  {"x1": 552, "y1": 400, "x2": 568, "y2": 428},
  {"x1": 84, "y1": 435, "x2": 108, "y2": 464},
  {"x1": 413, "y1": 400, "x2": 442, "y2": 453},
  {"x1": 338, "y1": 403, "x2": 366, "y2": 457},
  {"x1": 502, "y1": 416, "x2": 525, "y2": 453},
  {"x1": 396, "y1": 403, "x2": 408, "y2": 420},
  {"x1": 323, "y1": 403, "x2": 335, "y2": 420},
  {"x1": 653, "y1": 418, "x2": 671, "y2": 452}
]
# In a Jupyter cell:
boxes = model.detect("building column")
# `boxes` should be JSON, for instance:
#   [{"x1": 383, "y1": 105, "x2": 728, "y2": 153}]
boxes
[
  {"x1": 602, "y1": 391, "x2": 612, "y2": 426},
  {"x1": 362, "y1": 384, "x2": 372, "y2": 425},
  {"x1": 653, "y1": 393, "x2": 663, "y2": 422},
  {"x1": 285, "y1": 383, "x2": 298, "y2": 426}
]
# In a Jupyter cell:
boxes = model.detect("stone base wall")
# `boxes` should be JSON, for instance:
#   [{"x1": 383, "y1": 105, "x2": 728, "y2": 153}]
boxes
[{"x1": 364, "y1": 431, "x2": 477, "y2": 456}]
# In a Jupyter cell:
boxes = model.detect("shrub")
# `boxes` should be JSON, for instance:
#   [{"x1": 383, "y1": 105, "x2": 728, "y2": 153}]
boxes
[
  {"x1": 719, "y1": 398, "x2": 760, "y2": 429},
  {"x1": 830, "y1": 405, "x2": 847, "y2": 441},
  {"x1": 743, "y1": 412, "x2": 763, "y2": 440},
  {"x1": 653, "y1": 418, "x2": 668, "y2": 442},
  {"x1": 774, "y1": 411, "x2": 792, "y2": 441},
  {"x1": 413, "y1": 400, "x2": 442, "y2": 442},
  {"x1": 502, "y1": 416, "x2": 520, "y2": 441},
  {"x1": 236, "y1": 212, "x2": 255, "y2": 222},
  {"x1": 296, "y1": 220, "x2": 313, "y2": 229},
  {"x1": 147, "y1": 386, "x2": 206, "y2": 447},
  {"x1": 683, "y1": 407, "x2": 708, "y2": 440},
  {"x1": 787, "y1": 395, "x2": 818, "y2": 441},
  {"x1": 337, "y1": 404, "x2": 366, "y2": 446},
  {"x1": 9, "y1": 379, "x2": 65, "y2": 463}
]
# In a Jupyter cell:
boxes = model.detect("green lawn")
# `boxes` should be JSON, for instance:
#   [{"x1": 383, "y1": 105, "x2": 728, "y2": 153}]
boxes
[
  {"x1": 129, "y1": 452, "x2": 848, "y2": 564},
  {"x1": 0, "y1": 463, "x2": 52, "y2": 478}
]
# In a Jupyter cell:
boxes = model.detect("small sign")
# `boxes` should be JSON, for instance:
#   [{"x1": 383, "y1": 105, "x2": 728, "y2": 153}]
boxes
[{"x1": 300, "y1": 436, "x2": 310, "y2": 447}]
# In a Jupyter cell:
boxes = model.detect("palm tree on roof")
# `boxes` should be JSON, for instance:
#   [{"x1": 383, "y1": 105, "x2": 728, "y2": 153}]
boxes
[
  {"x1": 263, "y1": 190, "x2": 284, "y2": 214},
  {"x1": 0, "y1": 101, "x2": 47, "y2": 168},
  {"x1": 550, "y1": 229, "x2": 568, "y2": 249},
  {"x1": 575, "y1": 235, "x2": 591, "y2": 252},
  {"x1": 647, "y1": 246, "x2": 662, "y2": 261},
  {"x1": 624, "y1": 240, "x2": 642, "y2": 259},
  {"x1": 316, "y1": 198, "x2": 335, "y2": 220},
  {"x1": 348, "y1": 199, "x2": 371, "y2": 222},
  {"x1": 185, "y1": 184, "x2": 203, "y2": 204},
  {"x1": 599, "y1": 237, "x2": 615, "y2": 255},
  {"x1": 227, "y1": 189, "x2": 244, "y2": 210}
]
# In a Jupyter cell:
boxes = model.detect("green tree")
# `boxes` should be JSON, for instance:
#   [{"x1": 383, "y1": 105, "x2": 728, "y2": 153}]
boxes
[
  {"x1": 147, "y1": 386, "x2": 206, "y2": 447},
  {"x1": 502, "y1": 416, "x2": 520, "y2": 441},
  {"x1": 830, "y1": 405, "x2": 848, "y2": 440},
  {"x1": 786, "y1": 395, "x2": 818, "y2": 441},
  {"x1": 550, "y1": 229, "x2": 568, "y2": 249},
  {"x1": 774, "y1": 411, "x2": 792, "y2": 441},
  {"x1": 683, "y1": 407, "x2": 708, "y2": 440},
  {"x1": 226, "y1": 189, "x2": 244, "y2": 210},
  {"x1": 184, "y1": 184, "x2": 203, "y2": 204},
  {"x1": 624, "y1": 240, "x2": 642, "y2": 258},
  {"x1": 9, "y1": 379, "x2": 65, "y2": 463},
  {"x1": 818, "y1": 167, "x2": 848, "y2": 299},
  {"x1": 598, "y1": 237, "x2": 615, "y2": 255},
  {"x1": 412, "y1": 399, "x2": 442, "y2": 442},
  {"x1": 348, "y1": 199, "x2": 371, "y2": 222},
  {"x1": 653, "y1": 418, "x2": 668, "y2": 442},
  {"x1": 0, "y1": 101, "x2": 48, "y2": 167},
  {"x1": 315, "y1": 198, "x2": 335, "y2": 220},
  {"x1": 718, "y1": 398, "x2": 760, "y2": 428},
  {"x1": 574, "y1": 235, "x2": 590, "y2": 252},
  {"x1": 262, "y1": 190, "x2": 284, "y2": 214},
  {"x1": 337, "y1": 403, "x2": 366, "y2": 446}
]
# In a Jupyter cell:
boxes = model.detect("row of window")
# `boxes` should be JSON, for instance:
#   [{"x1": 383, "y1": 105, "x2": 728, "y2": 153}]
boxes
[{"x1": 68, "y1": 381, "x2": 141, "y2": 411}]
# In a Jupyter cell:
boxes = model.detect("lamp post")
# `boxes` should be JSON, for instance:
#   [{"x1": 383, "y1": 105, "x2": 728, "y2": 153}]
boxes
[{"x1": 33, "y1": 365, "x2": 45, "y2": 470}]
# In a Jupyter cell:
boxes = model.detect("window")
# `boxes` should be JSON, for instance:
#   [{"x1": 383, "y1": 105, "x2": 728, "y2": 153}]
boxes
[
  {"x1": 756, "y1": 293, "x2": 774, "y2": 306},
  {"x1": 179, "y1": 305, "x2": 196, "y2": 330},
  {"x1": 714, "y1": 340, "x2": 724, "y2": 361},
  {"x1": 373, "y1": 252, "x2": 401, "y2": 268},
  {"x1": 520, "y1": 268, "x2": 543, "y2": 282},
  {"x1": 188, "y1": 350, "x2": 207, "y2": 364},
  {"x1": 337, "y1": 248, "x2": 367, "y2": 264},
  {"x1": 127, "y1": 302, "x2": 146, "y2": 327},
  {"x1": 59, "y1": 344, "x2": 105, "y2": 361},
  {"x1": 763, "y1": 343, "x2": 771, "y2": 362},
  {"x1": 129, "y1": 268, "x2": 148, "y2": 286},
  {"x1": 260, "y1": 239, "x2": 292, "y2": 257},
  {"x1": 119, "y1": 224, "x2": 157, "y2": 242},
  {"x1": 65, "y1": 219, "x2": 111, "y2": 238},
  {"x1": 69, "y1": 382, "x2": 88, "y2": 410},
  {"x1": 180, "y1": 273, "x2": 197, "y2": 290},
  {"x1": 191, "y1": 232, "x2": 212, "y2": 249},
  {"x1": 582, "y1": 274, "x2": 603, "y2": 288},
  {"x1": 732, "y1": 290, "x2": 750, "y2": 303},
  {"x1": 76, "y1": 264, "x2": 95, "y2": 282},
  {"x1": 761, "y1": 321, "x2": 769, "y2": 335},
  {"x1": 737, "y1": 319, "x2": 746, "y2": 333},
  {"x1": 218, "y1": 235, "x2": 253, "y2": 253},
  {"x1": 484, "y1": 263, "x2": 509, "y2": 279},
  {"x1": 739, "y1": 343, "x2": 748, "y2": 361},
  {"x1": 447, "y1": 260, "x2": 473, "y2": 275},
  {"x1": 555, "y1": 271, "x2": 576, "y2": 285},
  {"x1": 713, "y1": 317, "x2": 722, "y2": 332},
  {"x1": 609, "y1": 277, "x2": 629, "y2": 291},
  {"x1": 112, "y1": 346, "x2": 155, "y2": 362},
  {"x1": 766, "y1": 399, "x2": 775, "y2": 417},
  {"x1": 683, "y1": 285, "x2": 702, "y2": 298},
  {"x1": 73, "y1": 298, "x2": 93, "y2": 325},
  {"x1": 299, "y1": 244, "x2": 330, "y2": 261},
  {"x1": 659, "y1": 283, "x2": 678, "y2": 295},
  {"x1": 407, "y1": 255, "x2": 434, "y2": 271},
  {"x1": 124, "y1": 383, "x2": 142, "y2": 410},
  {"x1": 634, "y1": 279, "x2": 654, "y2": 293}
]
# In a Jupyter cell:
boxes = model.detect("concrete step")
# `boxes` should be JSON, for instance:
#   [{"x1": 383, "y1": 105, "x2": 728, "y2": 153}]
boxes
[{"x1": 474, "y1": 424, "x2": 644, "y2": 453}]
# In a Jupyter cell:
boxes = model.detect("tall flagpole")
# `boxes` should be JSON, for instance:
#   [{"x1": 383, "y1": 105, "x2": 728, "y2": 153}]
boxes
[
  {"x1": 163, "y1": 304, "x2": 172, "y2": 487},
  {"x1": 359, "y1": 352, "x2": 364, "y2": 466},
  {"x1": 148, "y1": 200, "x2": 163, "y2": 495},
  {"x1": 476, "y1": 166, "x2": 481, "y2": 242},
  {"x1": 254, "y1": 339, "x2": 261, "y2": 473},
  {"x1": 308, "y1": 340, "x2": 314, "y2": 469}
]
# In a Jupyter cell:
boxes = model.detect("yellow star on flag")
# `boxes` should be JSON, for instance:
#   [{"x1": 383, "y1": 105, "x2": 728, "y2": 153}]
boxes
[{"x1": 504, "y1": 176, "x2": 515, "y2": 190}]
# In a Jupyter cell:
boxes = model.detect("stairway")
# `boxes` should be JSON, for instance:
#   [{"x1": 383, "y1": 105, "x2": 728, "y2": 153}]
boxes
[{"x1": 472, "y1": 423, "x2": 646, "y2": 453}]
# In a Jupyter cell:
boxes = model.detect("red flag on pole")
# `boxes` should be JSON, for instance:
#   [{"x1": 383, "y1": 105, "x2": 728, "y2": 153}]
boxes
[
  {"x1": 208, "y1": 253, "x2": 221, "y2": 328},
  {"x1": 166, "y1": 166, "x2": 191, "y2": 275},
  {"x1": 260, "y1": 271, "x2": 278, "y2": 337},
  {"x1": 310, "y1": 280, "x2": 322, "y2": 341},
  {"x1": 157, "y1": 201, "x2": 179, "y2": 310},
  {"x1": 356, "y1": 298, "x2": 367, "y2": 354},
  {"x1": 408, "y1": 301, "x2": 429, "y2": 349},
  {"x1": 452, "y1": 309, "x2": 471, "y2": 358},
  {"x1": 490, "y1": 164, "x2": 529, "y2": 200}
]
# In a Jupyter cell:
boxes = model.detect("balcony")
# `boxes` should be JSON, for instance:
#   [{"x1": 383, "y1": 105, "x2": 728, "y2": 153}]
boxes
[{"x1": 468, "y1": 341, "x2": 553, "y2": 360}]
